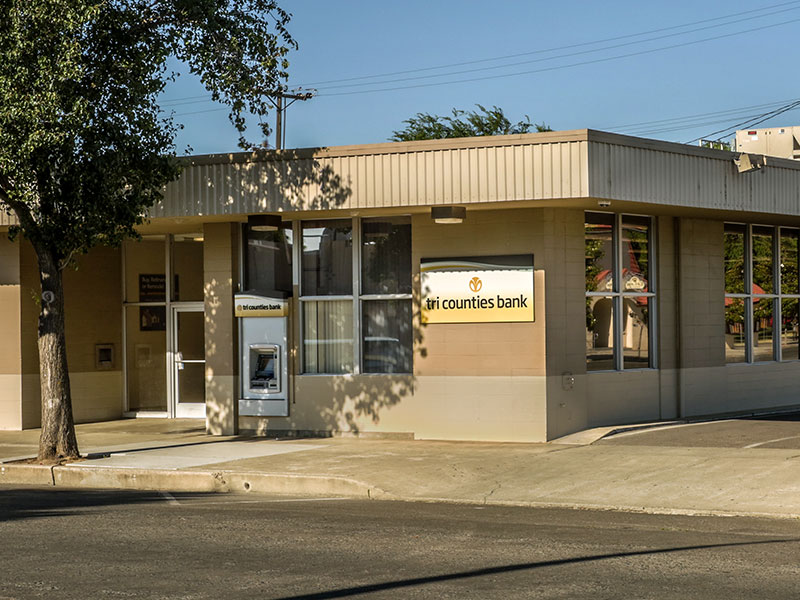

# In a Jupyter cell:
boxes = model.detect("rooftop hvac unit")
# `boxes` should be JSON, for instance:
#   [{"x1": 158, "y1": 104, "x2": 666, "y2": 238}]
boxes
[{"x1": 735, "y1": 126, "x2": 800, "y2": 160}]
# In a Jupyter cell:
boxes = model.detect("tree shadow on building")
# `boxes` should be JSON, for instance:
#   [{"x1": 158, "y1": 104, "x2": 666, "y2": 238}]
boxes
[{"x1": 184, "y1": 148, "x2": 428, "y2": 437}]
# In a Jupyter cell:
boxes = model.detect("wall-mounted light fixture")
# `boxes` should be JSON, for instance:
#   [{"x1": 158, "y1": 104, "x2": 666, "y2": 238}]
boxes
[
  {"x1": 734, "y1": 153, "x2": 765, "y2": 174},
  {"x1": 431, "y1": 206, "x2": 466, "y2": 224},
  {"x1": 248, "y1": 214, "x2": 282, "y2": 232}
]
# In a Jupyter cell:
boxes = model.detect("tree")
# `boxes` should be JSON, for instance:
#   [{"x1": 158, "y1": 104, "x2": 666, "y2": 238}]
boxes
[
  {"x1": 0, "y1": 0, "x2": 296, "y2": 462},
  {"x1": 700, "y1": 139, "x2": 732, "y2": 151},
  {"x1": 390, "y1": 104, "x2": 551, "y2": 142}
]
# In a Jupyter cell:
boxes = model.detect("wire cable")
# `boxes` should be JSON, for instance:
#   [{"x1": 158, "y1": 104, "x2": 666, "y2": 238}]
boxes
[
  {"x1": 601, "y1": 99, "x2": 800, "y2": 130},
  {"x1": 309, "y1": 6, "x2": 800, "y2": 92},
  {"x1": 294, "y1": 0, "x2": 800, "y2": 87},
  {"x1": 313, "y1": 17, "x2": 800, "y2": 97},
  {"x1": 159, "y1": 1, "x2": 800, "y2": 106},
  {"x1": 686, "y1": 100, "x2": 800, "y2": 143}
]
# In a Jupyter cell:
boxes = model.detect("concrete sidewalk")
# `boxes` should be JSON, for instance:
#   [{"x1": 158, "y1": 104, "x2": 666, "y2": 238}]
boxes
[{"x1": 2, "y1": 419, "x2": 799, "y2": 519}]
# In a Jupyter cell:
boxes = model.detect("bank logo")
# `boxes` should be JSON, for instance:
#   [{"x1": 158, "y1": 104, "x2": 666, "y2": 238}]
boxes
[{"x1": 469, "y1": 276, "x2": 482, "y2": 292}]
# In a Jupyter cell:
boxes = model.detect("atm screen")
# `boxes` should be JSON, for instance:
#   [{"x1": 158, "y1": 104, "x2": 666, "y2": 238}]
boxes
[{"x1": 254, "y1": 353, "x2": 275, "y2": 380}]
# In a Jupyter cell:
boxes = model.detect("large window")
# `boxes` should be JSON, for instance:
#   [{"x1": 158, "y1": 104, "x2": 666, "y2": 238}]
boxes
[
  {"x1": 360, "y1": 217, "x2": 412, "y2": 373},
  {"x1": 301, "y1": 220, "x2": 354, "y2": 374},
  {"x1": 724, "y1": 224, "x2": 800, "y2": 363},
  {"x1": 245, "y1": 224, "x2": 293, "y2": 297},
  {"x1": 585, "y1": 212, "x2": 655, "y2": 371},
  {"x1": 298, "y1": 217, "x2": 412, "y2": 374}
]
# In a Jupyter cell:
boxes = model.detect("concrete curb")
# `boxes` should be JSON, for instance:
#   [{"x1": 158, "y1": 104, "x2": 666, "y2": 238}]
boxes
[
  {"x1": 0, "y1": 463, "x2": 54, "y2": 486},
  {"x1": 3, "y1": 462, "x2": 800, "y2": 520},
  {"x1": 0, "y1": 462, "x2": 395, "y2": 501}
]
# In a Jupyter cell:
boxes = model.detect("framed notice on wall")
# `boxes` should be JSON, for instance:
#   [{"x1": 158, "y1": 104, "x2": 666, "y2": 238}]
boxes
[
  {"x1": 139, "y1": 306, "x2": 166, "y2": 331},
  {"x1": 420, "y1": 255, "x2": 534, "y2": 324},
  {"x1": 139, "y1": 274, "x2": 166, "y2": 302}
]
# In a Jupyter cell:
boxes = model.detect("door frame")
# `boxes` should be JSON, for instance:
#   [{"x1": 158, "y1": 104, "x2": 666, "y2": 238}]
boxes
[{"x1": 169, "y1": 302, "x2": 206, "y2": 418}]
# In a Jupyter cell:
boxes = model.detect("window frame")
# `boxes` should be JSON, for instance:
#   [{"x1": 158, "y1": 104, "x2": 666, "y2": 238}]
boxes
[
  {"x1": 295, "y1": 216, "x2": 413, "y2": 375},
  {"x1": 724, "y1": 223, "x2": 800, "y2": 364},
  {"x1": 585, "y1": 212, "x2": 658, "y2": 372}
]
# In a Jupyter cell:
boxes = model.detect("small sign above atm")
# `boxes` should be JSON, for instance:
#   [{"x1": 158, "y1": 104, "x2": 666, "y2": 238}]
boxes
[{"x1": 234, "y1": 294, "x2": 288, "y2": 318}]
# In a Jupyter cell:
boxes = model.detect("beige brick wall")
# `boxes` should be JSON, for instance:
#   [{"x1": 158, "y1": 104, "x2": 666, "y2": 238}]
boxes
[
  {"x1": 204, "y1": 223, "x2": 239, "y2": 435},
  {"x1": 243, "y1": 374, "x2": 547, "y2": 442},
  {"x1": 542, "y1": 208, "x2": 590, "y2": 439},
  {"x1": 677, "y1": 218, "x2": 725, "y2": 370},
  {"x1": 413, "y1": 208, "x2": 544, "y2": 377},
  {"x1": 656, "y1": 216, "x2": 679, "y2": 419},
  {"x1": 19, "y1": 241, "x2": 124, "y2": 427},
  {"x1": 243, "y1": 207, "x2": 551, "y2": 442},
  {"x1": 676, "y1": 218, "x2": 727, "y2": 417},
  {"x1": 0, "y1": 234, "x2": 22, "y2": 429}
]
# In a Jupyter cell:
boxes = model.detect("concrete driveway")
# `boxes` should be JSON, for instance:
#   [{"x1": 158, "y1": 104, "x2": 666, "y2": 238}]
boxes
[{"x1": 600, "y1": 412, "x2": 800, "y2": 449}]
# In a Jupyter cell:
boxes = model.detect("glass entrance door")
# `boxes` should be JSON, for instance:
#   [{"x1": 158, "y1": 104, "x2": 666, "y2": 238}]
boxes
[{"x1": 171, "y1": 304, "x2": 206, "y2": 418}]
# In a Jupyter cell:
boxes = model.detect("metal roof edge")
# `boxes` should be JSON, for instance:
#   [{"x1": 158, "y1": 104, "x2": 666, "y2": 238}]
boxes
[
  {"x1": 178, "y1": 129, "x2": 592, "y2": 166},
  {"x1": 585, "y1": 129, "x2": 800, "y2": 170},
  {"x1": 176, "y1": 128, "x2": 800, "y2": 172}
]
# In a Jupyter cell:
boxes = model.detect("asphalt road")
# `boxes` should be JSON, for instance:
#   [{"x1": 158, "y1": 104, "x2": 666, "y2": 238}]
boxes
[
  {"x1": 601, "y1": 412, "x2": 800, "y2": 448},
  {"x1": 1, "y1": 486, "x2": 799, "y2": 599}
]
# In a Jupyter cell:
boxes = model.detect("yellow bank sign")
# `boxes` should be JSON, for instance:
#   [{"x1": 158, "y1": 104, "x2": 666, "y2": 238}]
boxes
[
  {"x1": 420, "y1": 255, "x2": 534, "y2": 324},
  {"x1": 234, "y1": 294, "x2": 289, "y2": 318}
]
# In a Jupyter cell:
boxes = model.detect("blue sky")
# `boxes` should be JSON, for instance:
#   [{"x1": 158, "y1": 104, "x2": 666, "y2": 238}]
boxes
[{"x1": 161, "y1": 1, "x2": 800, "y2": 154}]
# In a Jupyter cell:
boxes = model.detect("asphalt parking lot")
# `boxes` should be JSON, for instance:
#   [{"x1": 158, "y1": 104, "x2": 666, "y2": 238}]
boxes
[{"x1": 600, "y1": 412, "x2": 800, "y2": 449}]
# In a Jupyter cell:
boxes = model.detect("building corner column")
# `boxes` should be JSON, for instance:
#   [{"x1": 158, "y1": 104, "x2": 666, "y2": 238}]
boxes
[{"x1": 203, "y1": 223, "x2": 240, "y2": 435}]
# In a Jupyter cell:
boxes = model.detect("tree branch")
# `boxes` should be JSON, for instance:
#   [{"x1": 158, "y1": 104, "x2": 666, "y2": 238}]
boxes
[{"x1": 0, "y1": 175, "x2": 38, "y2": 234}]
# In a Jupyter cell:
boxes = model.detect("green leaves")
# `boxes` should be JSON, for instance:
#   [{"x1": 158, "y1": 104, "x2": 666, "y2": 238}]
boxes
[
  {"x1": 0, "y1": 0, "x2": 295, "y2": 265},
  {"x1": 390, "y1": 104, "x2": 552, "y2": 142}
]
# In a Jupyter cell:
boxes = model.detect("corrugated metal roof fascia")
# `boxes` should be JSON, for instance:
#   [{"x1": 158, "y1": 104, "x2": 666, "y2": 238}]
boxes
[
  {"x1": 588, "y1": 141, "x2": 800, "y2": 215},
  {"x1": 156, "y1": 139, "x2": 590, "y2": 217},
  {"x1": 178, "y1": 128, "x2": 786, "y2": 168},
  {"x1": 181, "y1": 129, "x2": 593, "y2": 166}
]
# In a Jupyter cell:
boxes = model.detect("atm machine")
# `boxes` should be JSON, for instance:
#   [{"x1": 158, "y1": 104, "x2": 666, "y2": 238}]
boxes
[{"x1": 235, "y1": 293, "x2": 290, "y2": 417}]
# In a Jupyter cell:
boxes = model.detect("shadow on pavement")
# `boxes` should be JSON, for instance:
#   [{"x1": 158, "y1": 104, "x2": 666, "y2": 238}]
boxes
[
  {"x1": 751, "y1": 412, "x2": 800, "y2": 422},
  {"x1": 0, "y1": 488, "x2": 212, "y2": 524},
  {"x1": 81, "y1": 434, "x2": 321, "y2": 459},
  {"x1": 276, "y1": 539, "x2": 800, "y2": 600}
]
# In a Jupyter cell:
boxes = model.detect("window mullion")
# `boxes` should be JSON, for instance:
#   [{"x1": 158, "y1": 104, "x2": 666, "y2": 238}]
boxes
[
  {"x1": 293, "y1": 221, "x2": 302, "y2": 374},
  {"x1": 649, "y1": 216, "x2": 657, "y2": 369},
  {"x1": 774, "y1": 229, "x2": 781, "y2": 361},
  {"x1": 746, "y1": 225, "x2": 754, "y2": 363},
  {"x1": 352, "y1": 217, "x2": 361, "y2": 375},
  {"x1": 614, "y1": 214, "x2": 623, "y2": 371}
]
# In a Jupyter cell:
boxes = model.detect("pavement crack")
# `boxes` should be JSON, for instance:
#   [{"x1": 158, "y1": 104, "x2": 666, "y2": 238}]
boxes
[{"x1": 483, "y1": 482, "x2": 501, "y2": 504}]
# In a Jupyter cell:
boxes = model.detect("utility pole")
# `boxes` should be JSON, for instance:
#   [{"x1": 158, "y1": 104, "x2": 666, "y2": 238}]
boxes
[{"x1": 270, "y1": 89, "x2": 315, "y2": 150}]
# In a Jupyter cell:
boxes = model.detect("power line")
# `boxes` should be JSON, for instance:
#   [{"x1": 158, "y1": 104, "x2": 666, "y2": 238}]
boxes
[
  {"x1": 598, "y1": 99, "x2": 800, "y2": 137},
  {"x1": 629, "y1": 107, "x2": 800, "y2": 137},
  {"x1": 601, "y1": 99, "x2": 800, "y2": 130},
  {"x1": 309, "y1": 5, "x2": 800, "y2": 92},
  {"x1": 294, "y1": 0, "x2": 800, "y2": 87},
  {"x1": 159, "y1": 1, "x2": 800, "y2": 107},
  {"x1": 686, "y1": 100, "x2": 800, "y2": 143},
  {"x1": 313, "y1": 16, "x2": 800, "y2": 97}
]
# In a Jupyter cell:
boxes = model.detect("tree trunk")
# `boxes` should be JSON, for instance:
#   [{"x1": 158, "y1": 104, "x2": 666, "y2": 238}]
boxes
[{"x1": 35, "y1": 245, "x2": 80, "y2": 462}]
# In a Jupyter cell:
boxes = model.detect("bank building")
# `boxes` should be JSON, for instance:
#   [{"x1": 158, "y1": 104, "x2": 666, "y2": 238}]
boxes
[{"x1": 1, "y1": 127, "x2": 798, "y2": 441}]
